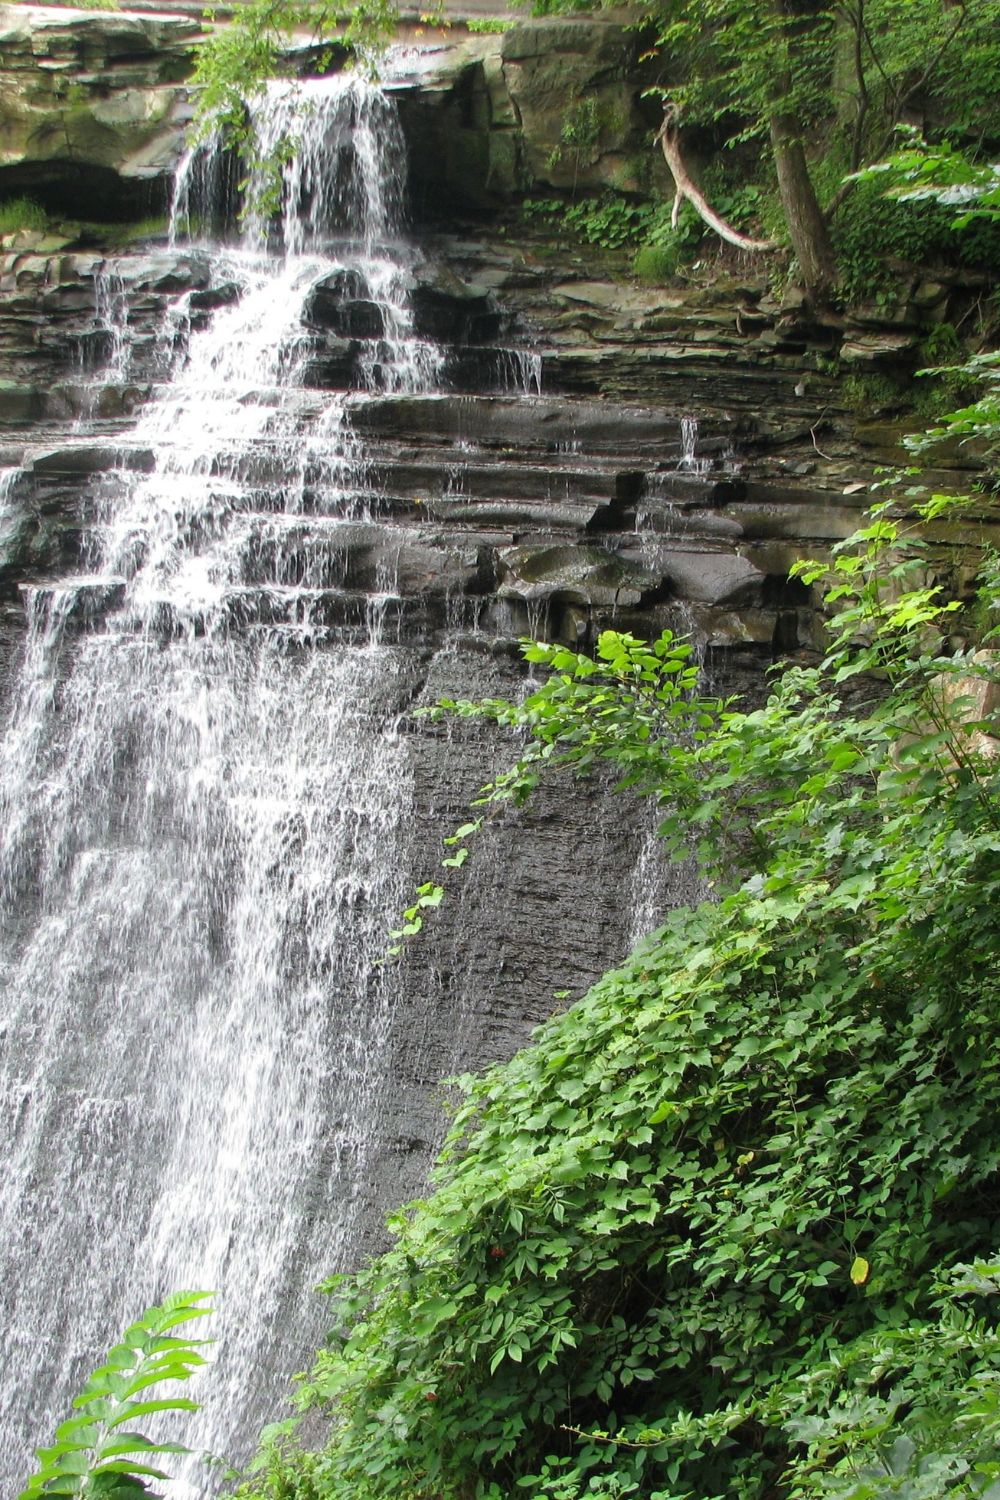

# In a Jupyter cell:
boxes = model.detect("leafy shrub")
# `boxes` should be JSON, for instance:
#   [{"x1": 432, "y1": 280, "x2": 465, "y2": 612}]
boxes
[
  {"x1": 0, "y1": 197, "x2": 47, "y2": 236},
  {"x1": 641, "y1": 196, "x2": 704, "y2": 256},
  {"x1": 20, "y1": 1291, "x2": 212, "y2": 1498},
  {"x1": 523, "y1": 193, "x2": 653, "y2": 252},
  {"x1": 562, "y1": 194, "x2": 646, "y2": 250},
  {"x1": 833, "y1": 179, "x2": 1000, "y2": 303},
  {"x1": 523, "y1": 192, "x2": 710, "y2": 258}
]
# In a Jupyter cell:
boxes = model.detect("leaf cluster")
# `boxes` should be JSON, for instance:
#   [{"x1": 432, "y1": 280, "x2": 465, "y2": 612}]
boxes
[{"x1": 20, "y1": 1292, "x2": 213, "y2": 1499}]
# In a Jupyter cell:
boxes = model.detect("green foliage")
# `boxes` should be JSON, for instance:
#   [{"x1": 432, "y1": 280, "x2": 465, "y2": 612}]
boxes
[
  {"x1": 521, "y1": 194, "x2": 648, "y2": 253},
  {"x1": 562, "y1": 195, "x2": 644, "y2": 252},
  {"x1": 918, "y1": 322, "x2": 963, "y2": 367},
  {"x1": 631, "y1": 243, "x2": 679, "y2": 283},
  {"x1": 522, "y1": 193, "x2": 705, "y2": 260},
  {"x1": 859, "y1": 139, "x2": 1000, "y2": 223},
  {"x1": 775, "y1": 1256, "x2": 1000, "y2": 1500},
  {"x1": 0, "y1": 196, "x2": 48, "y2": 236},
  {"x1": 20, "y1": 1291, "x2": 212, "y2": 1499},
  {"x1": 528, "y1": 0, "x2": 1000, "y2": 289},
  {"x1": 636, "y1": 0, "x2": 1000, "y2": 147},
  {"x1": 841, "y1": 372, "x2": 909, "y2": 415},
  {"x1": 851, "y1": 141, "x2": 1000, "y2": 453},
  {"x1": 465, "y1": 16, "x2": 513, "y2": 33},
  {"x1": 831, "y1": 179, "x2": 1000, "y2": 304},
  {"x1": 546, "y1": 98, "x2": 602, "y2": 179},
  {"x1": 385, "y1": 880, "x2": 444, "y2": 958},
  {"x1": 907, "y1": 352, "x2": 1000, "y2": 476},
  {"x1": 230, "y1": 484, "x2": 1000, "y2": 1500}
]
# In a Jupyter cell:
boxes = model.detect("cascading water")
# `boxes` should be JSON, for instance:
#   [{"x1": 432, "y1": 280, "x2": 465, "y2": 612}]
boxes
[
  {"x1": 0, "y1": 464, "x2": 21, "y2": 509},
  {"x1": 0, "y1": 72, "x2": 443, "y2": 1496}
]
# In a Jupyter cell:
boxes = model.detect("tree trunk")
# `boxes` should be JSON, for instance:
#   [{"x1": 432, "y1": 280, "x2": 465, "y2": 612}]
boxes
[
  {"x1": 769, "y1": 110, "x2": 839, "y2": 301},
  {"x1": 767, "y1": 0, "x2": 840, "y2": 301}
]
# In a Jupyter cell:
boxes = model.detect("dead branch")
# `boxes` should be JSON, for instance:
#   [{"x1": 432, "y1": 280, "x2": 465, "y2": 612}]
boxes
[{"x1": 655, "y1": 107, "x2": 780, "y2": 254}]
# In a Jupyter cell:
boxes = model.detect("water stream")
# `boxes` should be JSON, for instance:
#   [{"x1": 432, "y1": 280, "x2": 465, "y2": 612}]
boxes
[{"x1": 0, "y1": 73, "x2": 439, "y2": 1496}]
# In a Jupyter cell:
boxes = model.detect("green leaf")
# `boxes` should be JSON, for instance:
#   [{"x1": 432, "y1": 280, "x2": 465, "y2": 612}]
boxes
[{"x1": 410, "y1": 1297, "x2": 459, "y2": 1339}]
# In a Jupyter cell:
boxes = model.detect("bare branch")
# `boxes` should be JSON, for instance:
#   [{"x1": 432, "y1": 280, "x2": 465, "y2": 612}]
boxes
[{"x1": 655, "y1": 107, "x2": 779, "y2": 254}]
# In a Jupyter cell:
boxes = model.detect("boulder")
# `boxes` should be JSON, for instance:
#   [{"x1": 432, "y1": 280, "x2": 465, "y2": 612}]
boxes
[
  {"x1": 396, "y1": 39, "x2": 524, "y2": 214},
  {"x1": 927, "y1": 651, "x2": 1000, "y2": 761},
  {"x1": 409, "y1": 261, "x2": 498, "y2": 342},
  {"x1": 499, "y1": 17, "x2": 661, "y2": 196},
  {"x1": 0, "y1": 3, "x2": 199, "y2": 219},
  {"x1": 655, "y1": 548, "x2": 765, "y2": 607},
  {"x1": 498, "y1": 542, "x2": 660, "y2": 610},
  {"x1": 839, "y1": 332, "x2": 919, "y2": 365}
]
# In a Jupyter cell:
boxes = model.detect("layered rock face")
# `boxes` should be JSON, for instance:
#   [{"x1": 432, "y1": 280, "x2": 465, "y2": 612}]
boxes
[
  {"x1": 2, "y1": 5, "x2": 992, "y2": 663},
  {"x1": 0, "y1": 2, "x2": 199, "y2": 217},
  {"x1": 2, "y1": 232, "x2": 991, "y2": 668}
]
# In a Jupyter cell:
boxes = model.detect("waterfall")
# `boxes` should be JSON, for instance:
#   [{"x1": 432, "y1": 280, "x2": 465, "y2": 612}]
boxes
[
  {"x1": 0, "y1": 73, "x2": 441, "y2": 1497},
  {"x1": 0, "y1": 465, "x2": 21, "y2": 509},
  {"x1": 678, "y1": 414, "x2": 710, "y2": 475}
]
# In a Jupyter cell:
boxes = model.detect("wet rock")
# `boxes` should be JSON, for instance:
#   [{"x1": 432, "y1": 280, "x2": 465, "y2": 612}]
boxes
[
  {"x1": 329, "y1": 299, "x2": 387, "y2": 340},
  {"x1": 115, "y1": 250, "x2": 215, "y2": 293},
  {"x1": 300, "y1": 336, "x2": 359, "y2": 388},
  {"x1": 188, "y1": 281, "x2": 242, "y2": 313},
  {"x1": 0, "y1": 381, "x2": 43, "y2": 423},
  {"x1": 409, "y1": 262, "x2": 499, "y2": 342},
  {"x1": 26, "y1": 442, "x2": 155, "y2": 475},
  {"x1": 303, "y1": 268, "x2": 368, "y2": 328},
  {"x1": 498, "y1": 542, "x2": 660, "y2": 609}
]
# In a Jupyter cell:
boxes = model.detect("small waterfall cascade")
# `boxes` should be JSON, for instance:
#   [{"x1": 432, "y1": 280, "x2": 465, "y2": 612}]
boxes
[
  {"x1": 0, "y1": 464, "x2": 21, "y2": 509},
  {"x1": 636, "y1": 413, "x2": 715, "y2": 536},
  {"x1": 626, "y1": 417, "x2": 725, "y2": 945},
  {"x1": 0, "y1": 73, "x2": 449, "y2": 1497},
  {"x1": 677, "y1": 414, "x2": 712, "y2": 475}
]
